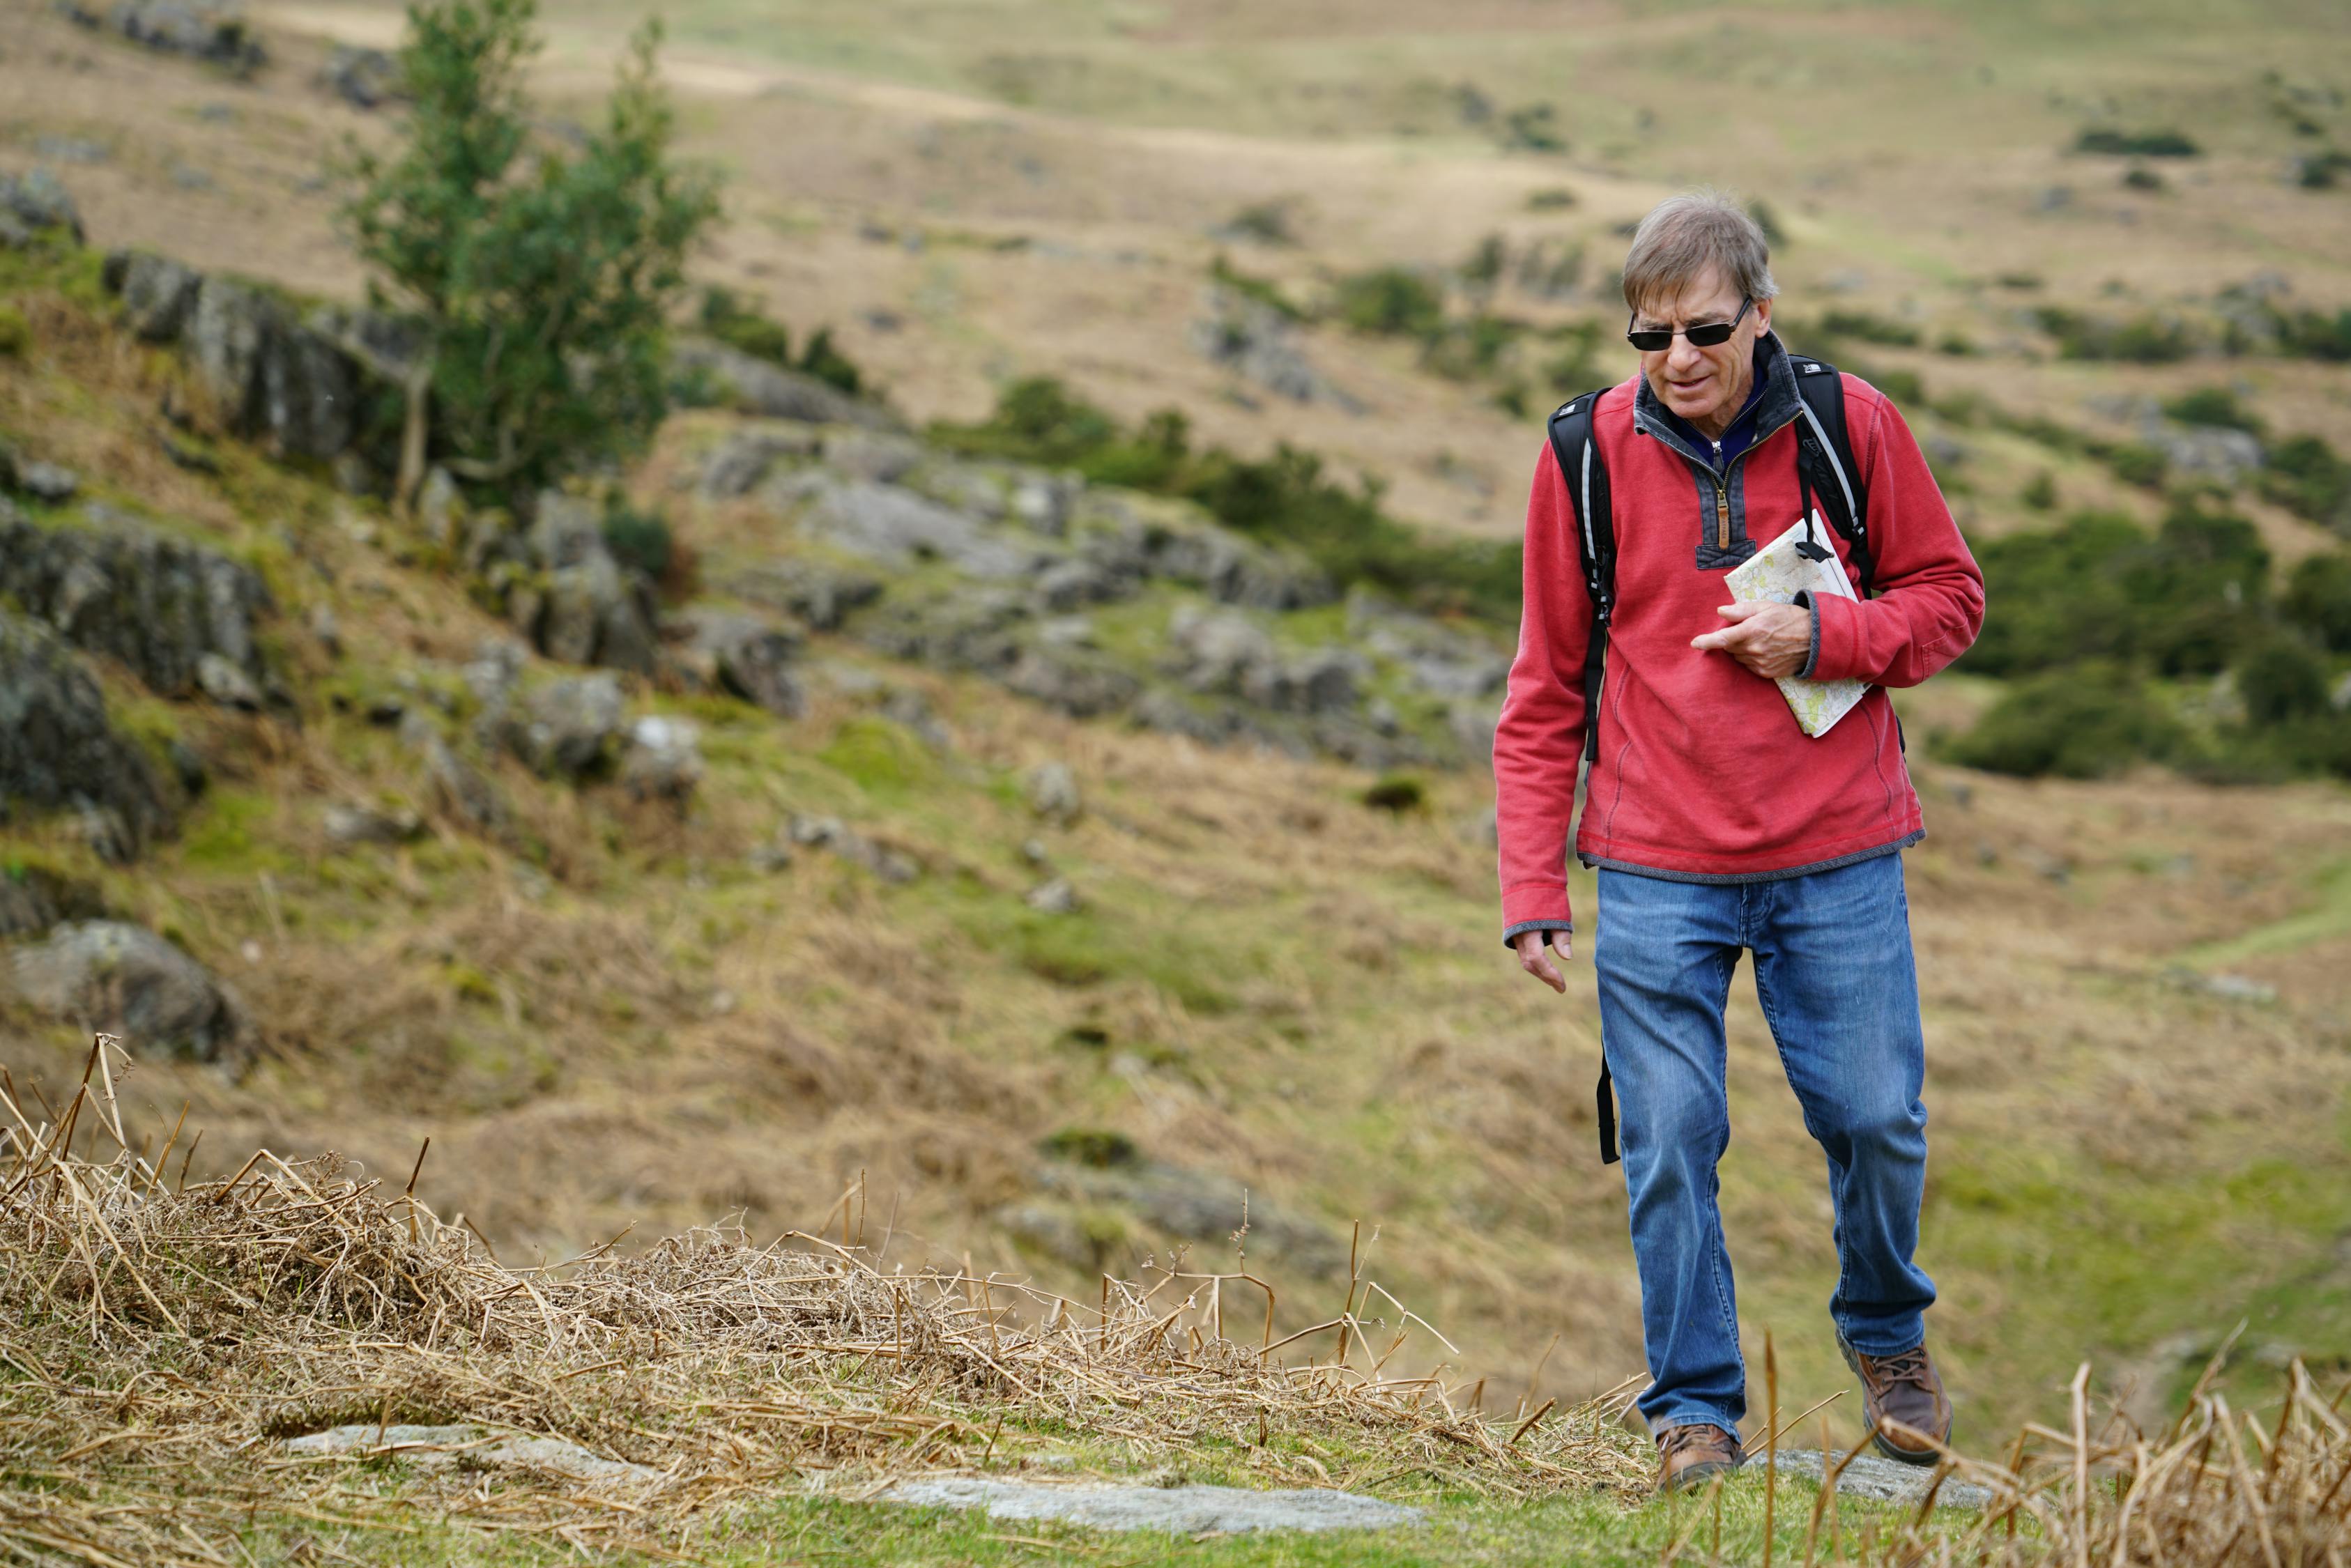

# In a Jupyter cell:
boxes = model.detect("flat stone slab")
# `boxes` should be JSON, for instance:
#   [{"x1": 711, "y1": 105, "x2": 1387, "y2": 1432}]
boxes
[
  {"x1": 882, "y1": 1476, "x2": 1425, "y2": 1534},
  {"x1": 1763, "y1": 1449, "x2": 1993, "y2": 1511},
  {"x1": 283, "y1": 1424, "x2": 661, "y2": 1484}
]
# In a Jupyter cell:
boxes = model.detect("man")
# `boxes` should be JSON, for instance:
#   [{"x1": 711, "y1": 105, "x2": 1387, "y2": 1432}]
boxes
[{"x1": 1492, "y1": 192, "x2": 1985, "y2": 1493}]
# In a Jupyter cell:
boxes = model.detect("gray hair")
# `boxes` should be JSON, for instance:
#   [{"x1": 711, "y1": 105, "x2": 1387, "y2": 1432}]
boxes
[{"x1": 1621, "y1": 191, "x2": 1779, "y2": 315}]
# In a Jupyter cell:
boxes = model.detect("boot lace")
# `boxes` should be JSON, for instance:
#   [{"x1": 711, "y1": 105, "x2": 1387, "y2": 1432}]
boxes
[
  {"x1": 1869, "y1": 1346, "x2": 1936, "y2": 1394},
  {"x1": 1660, "y1": 1424, "x2": 1738, "y2": 1458}
]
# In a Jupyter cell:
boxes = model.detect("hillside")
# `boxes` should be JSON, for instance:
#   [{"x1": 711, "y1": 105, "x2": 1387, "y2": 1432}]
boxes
[{"x1": 2, "y1": 0, "x2": 2350, "y2": 1548}]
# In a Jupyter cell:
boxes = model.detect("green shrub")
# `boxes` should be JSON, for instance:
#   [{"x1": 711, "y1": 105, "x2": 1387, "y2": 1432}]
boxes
[
  {"x1": 1500, "y1": 103, "x2": 1566, "y2": 154},
  {"x1": 2074, "y1": 127, "x2": 2201, "y2": 157},
  {"x1": 2034, "y1": 307, "x2": 2196, "y2": 363},
  {"x1": 1039, "y1": 1128, "x2": 1140, "y2": 1169},
  {"x1": 1209, "y1": 254, "x2": 1305, "y2": 321},
  {"x1": 1420, "y1": 312, "x2": 1522, "y2": 381},
  {"x1": 1332, "y1": 266, "x2": 1446, "y2": 338},
  {"x1": 1361, "y1": 774, "x2": 1425, "y2": 813},
  {"x1": 2164, "y1": 386, "x2": 2265, "y2": 433},
  {"x1": 600, "y1": 497, "x2": 672, "y2": 581},
  {"x1": 696, "y1": 285, "x2": 790, "y2": 364},
  {"x1": 2237, "y1": 636, "x2": 2331, "y2": 727},
  {"x1": 2259, "y1": 433, "x2": 2351, "y2": 524},
  {"x1": 339, "y1": 0, "x2": 719, "y2": 491},
  {"x1": 0, "y1": 304, "x2": 29, "y2": 358},
  {"x1": 2283, "y1": 553, "x2": 2351, "y2": 651},
  {"x1": 1945, "y1": 663, "x2": 2184, "y2": 778},
  {"x1": 2295, "y1": 150, "x2": 2351, "y2": 190},
  {"x1": 2108, "y1": 443, "x2": 2168, "y2": 489},
  {"x1": 2021, "y1": 470, "x2": 2058, "y2": 512},
  {"x1": 2269, "y1": 306, "x2": 2351, "y2": 362},
  {"x1": 2121, "y1": 166, "x2": 2167, "y2": 192},
  {"x1": 1816, "y1": 309, "x2": 1920, "y2": 347},
  {"x1": 794, "y1": 326, "x2": 861, "y2": 397}
]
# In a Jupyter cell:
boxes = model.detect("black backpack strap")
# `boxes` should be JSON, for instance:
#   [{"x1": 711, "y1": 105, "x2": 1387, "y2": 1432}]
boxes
[
  {"x1": 1543, "y1": 389, "x2": 1617, "y2": 763},
  {"x1": 1543, "y1": 387, "x2": 1621, "y2": 1166},
  {"x1": 1785, "y1": 354, "x2": 1874, "y2": 598}
]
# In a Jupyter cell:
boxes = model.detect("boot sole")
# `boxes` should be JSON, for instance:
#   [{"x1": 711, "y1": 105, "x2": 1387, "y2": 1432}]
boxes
[{"x1": 1836, "y1": 1336, "x2": 1950, "y2": 1467}]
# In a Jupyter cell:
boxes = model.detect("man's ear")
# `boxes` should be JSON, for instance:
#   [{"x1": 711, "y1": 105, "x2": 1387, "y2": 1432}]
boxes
[{"x1": 1752, "y1": 296, "x2": 1772, "y2": 336}]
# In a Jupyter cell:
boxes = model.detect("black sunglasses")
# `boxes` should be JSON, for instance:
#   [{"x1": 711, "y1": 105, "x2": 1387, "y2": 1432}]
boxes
[{"x1": 1625, "y1": 296, "x2": 1754, "y2": 353}]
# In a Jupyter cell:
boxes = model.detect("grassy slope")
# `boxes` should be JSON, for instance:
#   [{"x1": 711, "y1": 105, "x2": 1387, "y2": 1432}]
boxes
[{"x1": 3, "y1": 244, "x2": 2348, "y2": 1472}]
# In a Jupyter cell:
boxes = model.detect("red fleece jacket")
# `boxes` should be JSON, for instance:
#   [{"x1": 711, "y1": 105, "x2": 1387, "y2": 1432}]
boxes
[{"x1": 1493, "y1": 352, "x2": 1984, "y2": 944}]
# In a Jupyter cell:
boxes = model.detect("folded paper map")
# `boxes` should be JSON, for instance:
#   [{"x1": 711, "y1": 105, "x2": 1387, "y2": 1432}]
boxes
[{"x1": 1723, "y1": 514, "x2": 1869, "y2": 738}]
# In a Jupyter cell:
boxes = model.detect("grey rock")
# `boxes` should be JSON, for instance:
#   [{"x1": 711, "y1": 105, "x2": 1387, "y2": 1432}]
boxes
[
  {"x1": 621, "y1": 715, "x2": 702, "y2": 803},
  {"x1": 0, "y1": 168, "x2": 84, "y2": 245},
  {"x1": 415, "y1": 466, "x2": 461, "y2": 549},
  {"x1": 320, "y1": 43, "x2": 401, "y2": 108},
  {"x1": 18, "y1": 462, "x2": 79, "y2": 503},
  {"x1": 1125, "y1": 519, "x2": 1331, "y2": 610},
  {"x1": 0, "y1": 500, "x2": 274, "y2": 698},
  {"x1": 1024, "y1": 877, "x2": 1080, "y2": 914},
  {"x1": 2165, "y1": 967, "x2": 2278, "y2": 1006},
  {"x1": 1023, "y1": 761, "x2": 1082, "y2": 824},
  {"x1": 520, "y1": 673, "x2": 625, "y2": 778},
  {"x1": 798, "y1": 479, "x2": 1046, "y2": 579},
  {"x1": 668, "y1": 337, "x2": 900, "y2": 429},
  {"x1": 1001, "y1": 647, "x2": 1138, "y2": 718},
  {"x1": 461, "y1": 637, "x2": 526, "y2": 709},
  {"x1": 323, "y1": 803, "x2": 423, "y2": 845},
  {"x1": 1166, "y1": 607, "x2": 1363, "y2": 715},
  {"x1": 1009, "y1": 472, "x2": 1079, "y2": 537},
  {"x1": 880, "y1": 1476, "x2": 1420, "y2": 1533},
  {"x1": 0, "y1": 865, "x2": 106, "y2": 940},
  {"x1": 35, "y1": 136, "x2": 109, "y2": 166},
  {"x1": 2141, "y1": 418, "x2": 2265, "y2": 486},
  {"x1": 728, "y1": 558, "x2": 885, "y2": 631},
  {"x1": 182, "y1": 277, "x2": 360, "y2": 461},
  {"x1": 679, "y1": 608, "x2": 804, "y2": 718},
  {"x1": 1032, "y1": 1156, "x2": 1342, "y2": 1275},
  {"x1": 0, "y1": 610, "x2": 171, "y2": 853},
  {"x1": 195, "y1": 650, "x2": 263, "y2": 709},
  {"x1": 786, "y1": 813, "x2": 919, "y2": 882},
  {"x1": 307, "y1": 604, "x2": 340, "y2": 658},
  {"x1": 282, "y1": 1426, "x2": 659, "y2": 1484},
  {"x1": 400, "y1": 712, "x2": 504, "y2": 831},
  {"x1": 1190, "y1": 287, "x2": 1365, "y2": 413},
  {"x1": 8, "y1": 920, "x2": 243, "y2": 1061},
  {"x1": 1033, "y1": 556, "x2": 1123, "y2": 612},
  {"x1": 65, "y1": 0, "x2": 266, "y2": 70},
  {"x1": 526, "y1": 493, "x2": 658, "y2": 674},
  {"x1": 698, "y1": 422, "x2": 820, "y2": 499},
  {"x1": 820, "y1": 428, "x2": 924, "y2": 484},
  {"x1": 1765, "y1": 1450, "x2": 1992, "y2": 1511}
]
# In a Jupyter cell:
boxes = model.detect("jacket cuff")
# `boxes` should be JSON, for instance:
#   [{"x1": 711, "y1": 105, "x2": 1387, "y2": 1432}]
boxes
[
  {"x1": 1794, "y1": 590, "x2": 1823, "y2": 681},
  {"x1": 1501, "y1": 918, "x2": 1573, "y2": 952},
  {"x1": 1806, "y1": 590, "x2": 1865, "y2": 684}
]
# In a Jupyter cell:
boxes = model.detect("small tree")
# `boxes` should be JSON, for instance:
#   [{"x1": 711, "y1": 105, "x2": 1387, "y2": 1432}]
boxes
[{"x1": 341, "y1": 0, "x2": 717, "y2": 498}]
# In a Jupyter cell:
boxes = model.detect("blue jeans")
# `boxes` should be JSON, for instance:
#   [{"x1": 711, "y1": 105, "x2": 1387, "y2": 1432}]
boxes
[{"x1": 1592, "y1": 852, "x2": 1936, "y2": 1436}]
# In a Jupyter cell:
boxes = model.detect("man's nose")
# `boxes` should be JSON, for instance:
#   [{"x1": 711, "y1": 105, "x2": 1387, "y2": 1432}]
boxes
[{"x1": 1667, "y1": 336, "x2": 1706, "y2": 371}]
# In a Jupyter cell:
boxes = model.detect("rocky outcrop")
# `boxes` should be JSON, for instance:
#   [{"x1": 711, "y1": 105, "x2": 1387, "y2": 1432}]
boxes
[
  {"x1": 0, "y1": 168, "x2": 84, "y2": 247},
  {"x1": 525, "y1": 493, "x2": 660, "y2": 674},
  {"x1": 1189, "y1": 286, "x2": 1364, "y2": 413},
  {"x1": 1165, "y1": 608, "x2": 1365, "y2": 715},
  {"x1": 674, "y1": 608, "x2": 805, "y2": 718},
  {"x1": 100, "y1": 252, "x2": 401, "y2": 470},
  {"x1": 62, "y1": 0, "x2": 267, "y2": 73},
  {"x1": 0, "y1": 865, "x2": 106, "y2": 940},
  {"x1": 0, "y1": 500, "x2": 275, "y2": 699},
  {"x1": 620, "y1": 716, "x2": 702, "y2": 803},
  {"x1": 7, "y1": 920, "x2": 245, "y2": 1061},
  {"x1": 669, "y1": 338, "x2": 902, "y2": 430},
  {"x1": 0, "y1": 611, "x2": 172, "y2": 856},
  {"x1": 516, "y1": 673, "x2": 625, "y2": 780},
  {"x1": 319, "y1": 43, "x2": 400, "y2": 108}
]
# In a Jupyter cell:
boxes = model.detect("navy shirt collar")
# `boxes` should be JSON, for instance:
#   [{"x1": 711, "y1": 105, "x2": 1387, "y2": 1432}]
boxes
[{"x1": 1647, "y1": 338, "x2": 1772, "y2": 470}]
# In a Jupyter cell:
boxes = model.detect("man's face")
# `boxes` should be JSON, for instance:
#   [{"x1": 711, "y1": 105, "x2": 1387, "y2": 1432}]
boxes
[{"x1": 1632, "y1": 266, "x2": 1770, "y2": 432}]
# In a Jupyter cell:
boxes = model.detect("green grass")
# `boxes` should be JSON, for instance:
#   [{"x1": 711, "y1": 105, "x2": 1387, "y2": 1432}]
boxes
[
  {"x1": 2186, "y1": 858, "x2": 2351, "y2": 967},
  {"x1": 161, "y1": 1469, "x2": 1949, "y2": 1568}
]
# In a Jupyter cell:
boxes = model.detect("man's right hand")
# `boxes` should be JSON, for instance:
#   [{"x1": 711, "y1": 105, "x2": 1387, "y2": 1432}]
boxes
[{"x1": 1514, "y1": 928, "x2": 1571, "y2": 994}]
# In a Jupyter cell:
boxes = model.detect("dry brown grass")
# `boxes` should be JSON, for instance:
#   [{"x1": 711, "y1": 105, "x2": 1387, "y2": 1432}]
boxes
[{"x1": 0, "y1": 1038, "x2": 1656, "y2": 1565}]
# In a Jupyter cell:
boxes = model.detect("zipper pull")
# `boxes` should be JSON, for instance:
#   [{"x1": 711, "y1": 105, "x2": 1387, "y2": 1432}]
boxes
[{"x1": 1715, "y1": 491, "x2": 1731, "y2": 550}]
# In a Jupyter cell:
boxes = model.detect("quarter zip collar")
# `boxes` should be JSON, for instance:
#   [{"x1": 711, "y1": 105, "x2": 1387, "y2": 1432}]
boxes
[{"x1": 1633, "y1": 330, "x2": 1804, "y2": 476}]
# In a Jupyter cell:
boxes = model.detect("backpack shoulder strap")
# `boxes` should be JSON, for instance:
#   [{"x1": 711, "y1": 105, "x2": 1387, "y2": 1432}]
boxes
[
  {"x1": 1546, "y1": 387, "x2": 1625, "y2": 1168},
  {"x1": 1544, "y1": 387, "x2": 1616, "y2": 764},
  {"x1": 1784, "y1": 353, "x2": 1876, "y2": 597}
]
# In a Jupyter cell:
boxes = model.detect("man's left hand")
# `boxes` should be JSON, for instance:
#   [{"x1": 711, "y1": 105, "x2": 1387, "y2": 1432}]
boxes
[{"x1": 1691, "y1": 601, "x2": 1812, "y2": 681}]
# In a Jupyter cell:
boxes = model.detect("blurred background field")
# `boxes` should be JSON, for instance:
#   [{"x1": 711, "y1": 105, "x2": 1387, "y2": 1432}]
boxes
[{"x1": 2, "y1": 0, "x2": 2349, "y2": 1487}]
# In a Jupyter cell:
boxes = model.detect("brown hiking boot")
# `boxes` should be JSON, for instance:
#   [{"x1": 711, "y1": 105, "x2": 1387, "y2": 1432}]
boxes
[
  {"x1": 1837, "y1": 1333, "x2": 1952, "y2": 1464},
  {"x1": 1655, "y1": 1422, "x2": 1745, "y2": 1492}
]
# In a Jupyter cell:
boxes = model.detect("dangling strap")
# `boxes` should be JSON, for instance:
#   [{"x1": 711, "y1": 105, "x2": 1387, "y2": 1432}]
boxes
[
  {"x1": 1597, "y1": 1060, "x2": 1620, "y2": 1164},
  {"x1": 1793, "y1": 447, "x2": 1832, "y2": 562}
]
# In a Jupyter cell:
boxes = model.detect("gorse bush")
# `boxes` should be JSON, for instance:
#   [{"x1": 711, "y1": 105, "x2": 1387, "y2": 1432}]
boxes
[
  {"x1": 2164, "y1": 386, "x2": 2265, "y2": 433},
  {"x1": 2073, "y1": 127, "x2": 2202, "y2": 157},
  {"x1": 694, "y1": 287, "x2": 867, "y2": 395},
  {"x1": 932, "y1": 377, "x2": 1521, "y2": 620},
  {"x1": 340, "y1": 0, "x2": 718, "y2": 495},
  {"x1": 2033, "y1": 307, "x2": 2197, "y2": 363},
  {"x1": 2285, "y1": 553, "x2": 2351, "y2": 652},
  {"x1": 2260, "y1": 433, "x2": 2351, "y2": 525},
  {"x1": 1331, "y1": 266, "x2": 1446, "y2": 338},
  {"x1": 1944, "y1": 661, "x2": 2185, "y2": 778}
]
